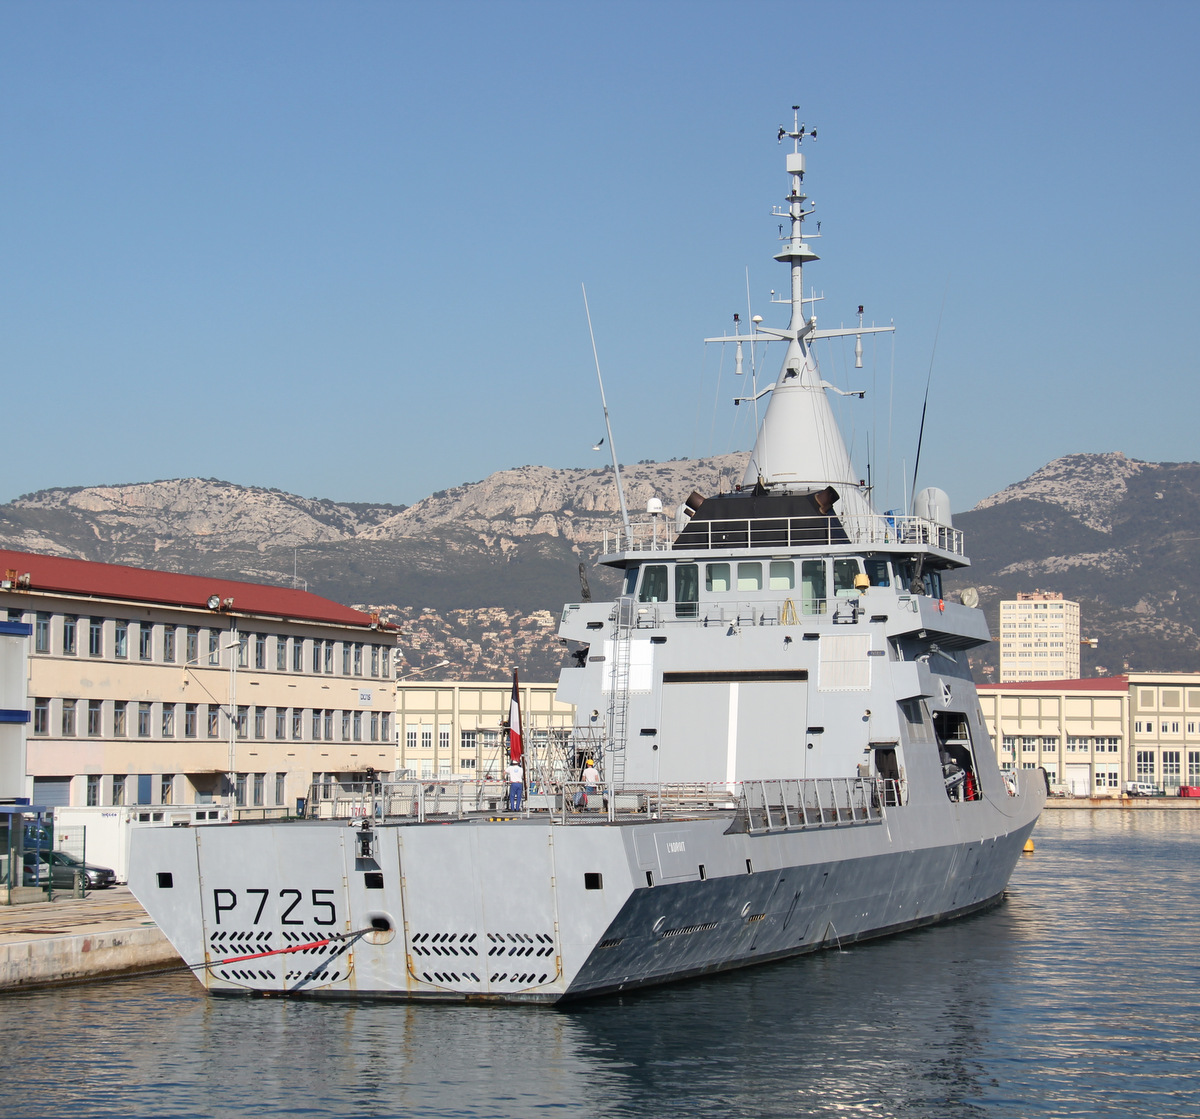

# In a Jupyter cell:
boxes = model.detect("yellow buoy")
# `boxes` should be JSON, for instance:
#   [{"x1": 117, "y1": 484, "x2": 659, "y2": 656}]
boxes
[{"x1": 1023, "y1": 838, "x2": 1035, "y2": 853}]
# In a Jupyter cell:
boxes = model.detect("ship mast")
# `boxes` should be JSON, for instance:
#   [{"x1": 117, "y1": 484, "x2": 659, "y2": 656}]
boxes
[
  {"x1": 706, "y1": 108, "x2": 894, "y2": 515},
  {"x1": 774, "y1": 107, "x2": 819, "y2": 336}
]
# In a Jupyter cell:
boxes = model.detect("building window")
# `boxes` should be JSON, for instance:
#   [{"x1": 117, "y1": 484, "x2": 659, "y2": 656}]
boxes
[
  {"x1": 161, "y1": 775, "x2": 174, "y2": 804},
  {"x1": 342, "y1": 642, "x2": 352, "y2": 675},
  {"x1": 292, "y1": 709, "x2": 303, "y2": 740},
  {"x1": 254, "y1": 706, "x2": 266, "y2": 739},
  {"x1": 293, "y1": 640, "x2": 304, "y2": 672},
  {"x1": 89, "y1": 617, "x2": 103, "y2": 657},
  {"x1": 88, "y1": 700, "x2": 102, "y2": 736},
  {"x1": 163, "y1": 626, "x2": 176, "y2": 663},
  {"x1": 353, "y1": 643, "x2": 363, "y2": 676},
  {"x1": 237, "y1": 632, "x2": 248, "y2": 668},
  {"x1": 255, "y1": 633, "x2": 266, "y2": 670},
  {"x1": 235, "y1": 773, "x2": 246, "y2": 807},
  {"x1": 139, "y1": 622, "x2": 153, "y2": 661},
  {"x1": 324, "y1": 709, "x2": 333, "y2": 740},
  {"x1": 275, "y1": 772, "x2": 286, "y2": 806},
  {"x1": 1022, "y1": 737, "x2": 1037, "y2": 753},
  {"x1": 381, "y1": 712, "x2": 390, "y2": 741},
  {"x1": 276, "y1": 708, "x2": 287, "y2": 739},
  {"x1": 236, "y1": 706, "x2": 248, "y2": 739},
  {"x1": 87, "y1": 775, "x2": 100, "y2": 807},
  {"x1": 1188, "y1": 751, "x2": 1200, "y2": 784},
  {"x1": 353, "y1": 711, "x2": 363, "y2": 741},
  {"x1": 138, "y1": 702, "x2": 152, "y2": 737},
  {"x1": 461, "y1": 730, "x2": 477, "y2": 751},
  {"x1": 342, "y1": 710, "x2": 351, "y2": 741},
  {"x1": 407, "y1": 727, "x2": 417, "y2": 752},
  {"x1": 186, "y1": 627, "x2": 199, "y2": 664},
  {"x1": 312, "y1": 709, "x2": 322, "y2": 739},
  {"x1": 115, "y1": 621, "x2": 129, "y2": 659},
  {"x1": 207, "y1": 705, "x2": 220, "y2": 738},
  {"x1": 370, "y1": 711, "x2": 380, "y2": 741},
  {"x1": 253, "y1": 773, "x2": 264, "y2": 807},
  {"x1": 62, "y1": 699, "x2": 77, "y2": 737},
  {"x1": 62, "y1": 615, "x2": 77, "y2": 655},
  {"x1": 421, "y1": 727, "x2": 432, "y2": 750},
  {"x1": 208, "y1": 629, "x2": 220, "y2": 665},
  {"x1": 114, "y1": 701, "x2": 127, "y2": 737},
  {"x1": 35, "y1": 613, "x2": 50, "y2": 653},
  {"x1": 33, "y1": 698, "x2": 48, "y2": 735},
  {"x1": 461, "y1": 757, "x2": 476, "y2": 770},
  {"x1": 162, "y1": 704, "x2": 175, "y2": 737},
  {"x1": 276, "y1": 636, "x2": 288, "y2": 671},
  {"x1": 324, "y1": 642, "x2": 333, "y2": 674},
  {"x1": 1163, "y1": 751, "x2": 1181, "y2": 787},
  {"x1": 312, "y1": 641, "x2": 322, "y2": 674},
  {"x1": 1136, "y1": 751, "x2": 1156, "y2": 781},
  {"x1": 112, "y1": 776, "x2": 126, "y2": 806},
  {"x1": 439, "y1": 727, "x2": 451, "y2": 752},
  {"x1": 185, "y1": 704, "x2": 197, "y2": 738},
  {"x1": 370, "y1": 645, "x2": 380, "y2": 677},
  {"x1": 1041, "y1": 736, "x2": 1058, "y2": 753}
]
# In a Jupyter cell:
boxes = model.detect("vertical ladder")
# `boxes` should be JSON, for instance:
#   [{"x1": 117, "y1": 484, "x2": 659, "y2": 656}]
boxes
[{"x1": 605, "y1": 596, "x2": 634, "y2": 788}]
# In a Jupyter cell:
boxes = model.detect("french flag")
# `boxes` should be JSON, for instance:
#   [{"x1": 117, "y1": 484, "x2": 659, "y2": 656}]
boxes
[{"x1": 508, "y1": 670, "x2": 523, "y2": 764}]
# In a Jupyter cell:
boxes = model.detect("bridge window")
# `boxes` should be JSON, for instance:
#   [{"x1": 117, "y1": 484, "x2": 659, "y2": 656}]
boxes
[
  {"x1": 736, "y1": 562, "x2": 762, "y2": 591},
  {"x1": 834, "y1": 558, "x2": 863, "y2": 596},
  {"x1": 623, "y1": 567, "x2": 638, "y2": 595},
  {"x1": 705, "y1": 563, "x2": 731, "y2": 593},
  {"x1": 639, "y1": 566, "x2": 669, "y2": 603},
  {"x1": 675, "y1": 565, "x2": 699, "y2": 618},
  {"x1": 801, "y1": 560, "x2": 827, "y2": 614},
  {"x1": 769, "y1": 560, "x2": 794, "y2": 590},
  {"x1": 865, "y1": 558, "x2": 891, "y2": 587}
]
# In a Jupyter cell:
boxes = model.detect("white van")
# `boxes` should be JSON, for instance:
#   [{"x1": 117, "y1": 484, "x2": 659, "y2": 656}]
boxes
[{"x1": 1125, "y1": 781, "x2": 1160, "y2": 797}]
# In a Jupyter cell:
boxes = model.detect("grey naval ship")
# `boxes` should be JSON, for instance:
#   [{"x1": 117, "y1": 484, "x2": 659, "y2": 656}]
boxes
[{"x1": 129, "y1": 113, "x2": 1045, "y2": 1003}]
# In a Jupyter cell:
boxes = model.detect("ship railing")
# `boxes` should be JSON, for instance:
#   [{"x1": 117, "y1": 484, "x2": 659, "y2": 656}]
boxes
[
  {"x1": 737, "y1": 777, "x2": 907, "y2": 834},
  {"x1": 625, "y1": 598, "x2": 832, "y2": 628},
  {"x1": 306, "y1": 778, "x2": 511, "y2": 822},
  {"x1": 604, "y1": 512, "x2": 964, "y2": 557},
  {"x1": 303, "y1": 776, "x2": 907, "y2": 827}
]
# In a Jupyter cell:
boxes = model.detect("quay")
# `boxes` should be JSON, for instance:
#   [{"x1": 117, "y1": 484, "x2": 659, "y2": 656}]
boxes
[
  {"x1": 1044, "y1": 797, "x2": 1200, "y2": 811},
  {"x1": 0, "y1": 886, "x2": 178, "y2": 992}
]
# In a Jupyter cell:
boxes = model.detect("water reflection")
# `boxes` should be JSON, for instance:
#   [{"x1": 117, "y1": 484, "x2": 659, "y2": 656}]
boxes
[{"x1": 1, "y1": 812, "x2": 1197, "y2": 1118}]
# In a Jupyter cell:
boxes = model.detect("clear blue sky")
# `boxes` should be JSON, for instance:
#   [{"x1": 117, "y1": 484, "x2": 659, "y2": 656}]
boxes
[{"x1": 2, "y1": 1, "x2": 1197, "y2": 514}]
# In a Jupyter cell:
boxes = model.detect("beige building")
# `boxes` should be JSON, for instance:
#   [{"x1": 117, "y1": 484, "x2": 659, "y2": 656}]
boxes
[
  {"x1": 396, "y1": 680, "x2": 574, "y2": 779},
  {"x1": 997, "y1": 591, "x2": 1080, "y2": 682},
  {"x1": 1, "y1": 548, "x2": 398, "y2": 812},
  {"x1": 978, "y1": 672, "x2": 1200, "y2": 795}
]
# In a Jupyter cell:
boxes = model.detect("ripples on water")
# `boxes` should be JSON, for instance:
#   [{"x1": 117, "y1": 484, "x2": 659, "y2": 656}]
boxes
[{"x1": 1, "y1": 812, "x2": 1197, "y2": 1119}]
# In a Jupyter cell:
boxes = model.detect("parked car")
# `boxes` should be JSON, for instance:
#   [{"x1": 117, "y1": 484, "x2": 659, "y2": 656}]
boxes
[
  {"x1": 1124, "y1": 781, "x2": 1162, "y2": 797},
  {"x1": 22, "y1": 851, "x2": 117, "y2": 890}
]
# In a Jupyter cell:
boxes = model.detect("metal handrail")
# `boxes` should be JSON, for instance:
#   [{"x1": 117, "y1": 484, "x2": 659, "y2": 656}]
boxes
[
  {"x1": 604, "y1": 512, "x2": 963, "y2": 557},
  {"x1": 305, "y1": 776, "x2": 907, "y2": 827}
]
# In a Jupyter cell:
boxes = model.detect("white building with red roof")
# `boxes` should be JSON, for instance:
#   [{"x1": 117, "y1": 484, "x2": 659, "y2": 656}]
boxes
[{"x1": 1, "y1": 548, "x2": 399, "y2": 812}]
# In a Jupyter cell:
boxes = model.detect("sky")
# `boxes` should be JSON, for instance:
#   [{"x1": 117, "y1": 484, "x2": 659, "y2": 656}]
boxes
[{"x1": 2, "y1": 0, "x2": 1197, "y2": 515}]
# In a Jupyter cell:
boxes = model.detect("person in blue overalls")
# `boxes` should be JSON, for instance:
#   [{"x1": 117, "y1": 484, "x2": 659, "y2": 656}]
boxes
[{"x1": 506, "y1": 759, "x2": 524, "y2": 811}]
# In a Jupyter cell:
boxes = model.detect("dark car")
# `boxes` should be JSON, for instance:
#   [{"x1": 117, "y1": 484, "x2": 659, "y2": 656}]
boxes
[{"x1": 22, "y1": 851, "x2": 116, "y2": 890}]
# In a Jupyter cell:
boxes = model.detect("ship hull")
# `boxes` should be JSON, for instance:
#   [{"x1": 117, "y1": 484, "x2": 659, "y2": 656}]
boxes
[{"x1": 129, "y1": 774, "x2": 1042, "y2": 1004}]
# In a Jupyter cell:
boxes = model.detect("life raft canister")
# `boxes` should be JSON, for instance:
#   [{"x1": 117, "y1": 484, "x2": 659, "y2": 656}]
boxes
[{"x1": 938, "y1": 599, "x2": 945, "y2": 612}]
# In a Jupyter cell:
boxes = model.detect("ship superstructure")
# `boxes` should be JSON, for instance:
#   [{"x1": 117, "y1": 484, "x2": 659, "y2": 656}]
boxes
[{"x1": 128, "y1": 113, "x2": 1044, "y2": 1004}]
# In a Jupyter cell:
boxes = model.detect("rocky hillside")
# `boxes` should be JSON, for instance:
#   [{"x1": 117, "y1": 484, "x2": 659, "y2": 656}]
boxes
[
  {"x1": 0, "y1": 457, "x2": 747, "y2": 679},
  {"x1": 3, "y1": 451, "x2": 1196, "y2": 682},
  {"x1": 943, "y1": 453, "x2": 1200, "y2": 679}
]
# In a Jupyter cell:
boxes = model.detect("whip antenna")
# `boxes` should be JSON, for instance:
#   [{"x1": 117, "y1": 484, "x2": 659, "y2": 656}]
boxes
[{"x1": 582, "y1": 283, "x2": 632, "y2": 538}]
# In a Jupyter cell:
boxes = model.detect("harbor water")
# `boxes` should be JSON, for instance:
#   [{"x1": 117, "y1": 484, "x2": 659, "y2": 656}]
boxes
[{"x1": 1, "y1": 811, "x2": 1197, "y2": 1119}]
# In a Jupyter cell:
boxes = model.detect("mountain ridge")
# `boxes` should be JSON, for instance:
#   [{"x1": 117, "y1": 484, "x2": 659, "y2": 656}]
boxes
[{"x1": 2, "y1": 451, "x2": 1196, "y2": 681}]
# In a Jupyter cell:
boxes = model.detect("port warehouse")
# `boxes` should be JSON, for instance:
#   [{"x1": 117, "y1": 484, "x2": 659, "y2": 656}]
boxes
[
  {"x1": 0, "y1": 548, "x2": 568, "y2": 815},
  {"x1": 3, "y1": 546, "x2": 1197, "y2": 814}
]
